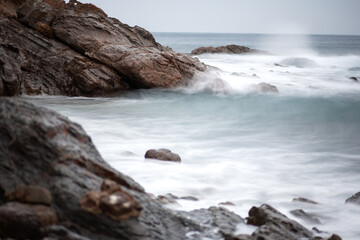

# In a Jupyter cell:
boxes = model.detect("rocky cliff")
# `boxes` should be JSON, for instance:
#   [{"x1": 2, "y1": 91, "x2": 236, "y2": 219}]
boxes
[{"x1": 0, "y1": 0, "x2": 205, "y2": 96}]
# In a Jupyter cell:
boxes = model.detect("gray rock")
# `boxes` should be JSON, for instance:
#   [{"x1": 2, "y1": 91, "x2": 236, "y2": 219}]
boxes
[
  {"x1": 345, "y1": 191, "x2": 360, "y2": 205},
  {"x1": 292, "y1": 197, "x2": 319, "y2": 205},
  {"x1": 255, "y1": 82, "x2": 279, "y2": 93},
  {"x1": 145, "y1": 149, "x2": 181, "y2": 162},
  {"x1": 349, "y1": 77, "x2": 358, "y2": 81},
  {"x1": 247, "y1": 204, "x2": 313, "y2": 240},
  {"x1": 290, "y1": 209, "x2": 321, "y2": 224}
]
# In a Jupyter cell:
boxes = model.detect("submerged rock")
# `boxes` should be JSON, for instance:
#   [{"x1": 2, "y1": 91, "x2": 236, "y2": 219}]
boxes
[
  {"x1": 293, "y1": 197, "x2": 319, "y2": 205},
  {"x1": 345, "y1": 191, "x2": 360, "y2": 205},
  {"x1": 254, "y1": 82, "x2": 279, "y2": 93},
  {"x1": 191, "y1": 44, "x2": 268, "y2": 55},
  {"x1": 349, "y1": 77, "x2": 358, "y2": 81},
  {"x1": 145, "y1": 149, "x2": 181, "y2": 162},
  {"x1": 290, "y1": 209, "x2": 321, "y2": 224},
  {"x1": 247, "y1": 204, "x2": 313, "y2": 239}
]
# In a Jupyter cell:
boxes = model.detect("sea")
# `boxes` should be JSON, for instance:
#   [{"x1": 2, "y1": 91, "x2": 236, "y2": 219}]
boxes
[{"x1": 27, "y1": 33, "x2": 360, "y2": 239}]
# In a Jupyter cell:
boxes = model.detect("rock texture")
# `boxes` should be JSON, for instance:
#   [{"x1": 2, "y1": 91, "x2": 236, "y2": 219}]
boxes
[
  {"x1": 0, "y1": 98, "x2": 342, "y2": 239},
  {"x1": 145, "y1": 148, "x2": 181, "y2": 162},
  {"x1": 254, "y1": 82, "x2": 279, "y2": 93},
  {"x1": 0, "y1": 0, "x2": 205, "y2": 96},
  {"x1": 191, "y1": 44, "x2": 268, "y2": 55},
  {"x1": 345, "y1": 191, "x2": 360, "y2": 205}
]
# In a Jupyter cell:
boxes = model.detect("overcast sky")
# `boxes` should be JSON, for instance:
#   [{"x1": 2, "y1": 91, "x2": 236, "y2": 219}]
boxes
[{"x1": 82, "y1": 0, "x2": 360, "y2": 35}]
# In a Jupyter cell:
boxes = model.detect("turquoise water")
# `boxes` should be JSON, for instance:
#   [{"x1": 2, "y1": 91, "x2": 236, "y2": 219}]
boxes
[{"x1": 28, "y1": 33, "x2": 360, "y2": 239}]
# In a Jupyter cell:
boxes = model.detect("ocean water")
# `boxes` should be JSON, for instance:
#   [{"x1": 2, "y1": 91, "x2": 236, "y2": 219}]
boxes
[{"x1": 27, "y1": 33, "x2": 360, "y2": 239}]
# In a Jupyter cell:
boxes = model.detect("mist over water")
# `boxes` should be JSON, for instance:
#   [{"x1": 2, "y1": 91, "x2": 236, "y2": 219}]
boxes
[{"x1": 27, "y1": 33, "x2": 360, "y2": 239}]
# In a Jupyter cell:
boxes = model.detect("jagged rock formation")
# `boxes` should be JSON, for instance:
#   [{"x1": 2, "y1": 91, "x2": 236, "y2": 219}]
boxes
[
  {"x1": 0, "y1": 0, "x2": 205, "y2": 96},
  {"x1": 191, "y1": 44, "x2": 268, "y2": 55}
]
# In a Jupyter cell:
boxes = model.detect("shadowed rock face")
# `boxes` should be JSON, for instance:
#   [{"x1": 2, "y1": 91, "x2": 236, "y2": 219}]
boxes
[{"x1": 0, "y1": 0, "x2": 206, "y2": 97}]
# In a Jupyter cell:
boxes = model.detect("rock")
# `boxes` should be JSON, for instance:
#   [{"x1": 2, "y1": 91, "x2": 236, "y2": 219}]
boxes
[
  {"x1": 176, "y1": 206, "x2": 245, "y2": 239},
  {"x1": 156, "y1": 195, "x2": 179, "y2": 205},
  {"x1": 290, "y1": 209, "x2": 321, "y2": 224},
  {"x1": 255, "y1": 82, "x2": 279, "y2": 93},
  {"x1": 219, "y1": 201, "x2": 236, "y2": 206},
  {"x1": 0, "y1": 15, "x2": 129, "y2": 96},
  {"x1": 345, "y1": 191, "x2": 360, "y2": 205},
  {"x1": 280, "y1": 57, "x2": 319, "y2": 68},
  {"x1": 274, "y1": 63, "x2": 285, "y2": 67},
  {"x1": 349, "y1": 77, "x2": 358, "y2": 81},
  {"x1": 0, "y1": 97, "x2": 249, "y2": 240},
  {"x1": 145, "y1": 149, "x2": 181, "y2": 162},
  {"x1": 180, "y1": 196, "x2": 199, "y2": 201},
  {"x1": 0, "y1": 0, "x2": 205, "y2": 96},
  {"x1": 191, "y1": 44, "x2": 268, "y2": 55},
  {"x1": 293, "y1": 197, "x2": 319, "y2": 205},
  {"x1": 5, "y1": 184, "x2": 52, "y2": 206},
  {"x1": 0, "y1": 202, "x2": 43, "y2": 239},
  {"x1": 80, "y1": 179, "x2": 142, "y2": 220},
  {"x1": 247, "y1": 204, "x2": 313, "y2": 240}
]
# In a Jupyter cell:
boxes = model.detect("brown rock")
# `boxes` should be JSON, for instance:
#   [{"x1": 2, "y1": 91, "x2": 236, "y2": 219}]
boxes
[
  {"x1": 145, "y1": 149, "x2": 181, "y2": 162},
  {"x1": 219, "y1": 201, "x2": 236, "y2": 206},
  {"x1": 5, "y1": 185, "x2": 52, "y2": 206},
  {"x1": 191, "y1": 44, "x2": 268, "y2": 55},
  {"x1": 0, "y1": 202, "x2": 42, "y2": 239},
  {"x1": 80, "y1": 179, "x2": 142, "y2": 220}
]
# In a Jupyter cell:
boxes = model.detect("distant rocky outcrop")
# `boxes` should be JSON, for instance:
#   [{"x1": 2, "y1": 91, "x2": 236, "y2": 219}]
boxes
[
  {"x1": 191, "y1": 44, "x2": 268, "y2": 55},
  {"x1": 0, "y1": 0, "x2": 205, "y2": 96},
  {"x1": 345, "y1": 192, "x2": 360, "y2": 205}
]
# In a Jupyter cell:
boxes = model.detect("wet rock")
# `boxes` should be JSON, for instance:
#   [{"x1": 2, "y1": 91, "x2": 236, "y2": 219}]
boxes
[
  {"x1": 280, "y1": 57, "x2": 319, "y2": 68},
  {"x1": 274, "y1": 63, "x2": 285, "y2": 67},
  {"x1": 348, "y1": 67, "x2": 360, "y2": 71},
  {"x1": 191, "y1": 44, "x2": 268, "y2": 55},
  {"x1": 0, "y1": 202, "x2": 43, "y2": 239},
  {"x1": 1, "y1": 98, "x2": 252, "y2": 240},
  {"x1": 219, "y1": 201, "x2": 236, "y2": 206},
  {"x1": 180, "y1": 196, "x2": 199, "y2": 201},
  {"x1": 156, "y1": 194, "x2": 179, "y2": 205},
  {"x1": 255, "y1": 82, "x2": 279, "y2": 93},
  {"x1": 311, "y1": 234, "x2": 342, "y2": 240},
  {"x1": 177, "y1": 206, "x2": 245, "y2": 239},
  {"x1": 290, "y1": 209, "x2": 321, "y2": 224},
  {"x1": 293, "y1": 197, "x2": 319, "y2": 205},
  {"x1": 5, "y1": 184, "x2": 52, "y2": 206},
  {"x1": 349, "y1": 77, "x2": 358, "y2": 81},
  {"x1": 345, "y1": 191, "x2": 360, "y2": 205},
  {"x1": 145, "y1": 148, "x2": 181, "y2": 162},
  {"x1": 247, "y1": 204, "x2": 313, "y2": 240}
]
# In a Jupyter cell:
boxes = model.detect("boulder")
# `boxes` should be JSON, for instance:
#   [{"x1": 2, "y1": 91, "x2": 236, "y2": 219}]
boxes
[
  {"x1": 345, "y1": 191, "x2": 360, "y2": 205},
  {"x1": 0, "y1": 0, "x2": 205, "y2": 96},
  {"x1": 145, "y1": 149, "x2": 181, "y2": 162},
  {"x1": 255, "y1": 82, "x2": 279, "y2": 93},
  {"x1": 290, "y1": 209, "x2": 321, "y2": 224},
  {"x1": 191, "y1": 44, "x2": 268, "y2": 55},
  {"x1": 247, "y1": 204, "x2": 313, "y2": 240}
]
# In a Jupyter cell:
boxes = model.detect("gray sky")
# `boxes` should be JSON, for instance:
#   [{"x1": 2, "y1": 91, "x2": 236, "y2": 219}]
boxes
[{"x1": 82, "y1": 0, "x2": 360, "y2": 35}]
